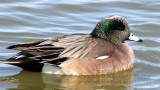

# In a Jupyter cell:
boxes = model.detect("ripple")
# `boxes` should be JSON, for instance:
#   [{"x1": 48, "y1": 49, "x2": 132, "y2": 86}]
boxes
[{"x1": 0, "y1": 0, "x2": 159, "y2": 89}]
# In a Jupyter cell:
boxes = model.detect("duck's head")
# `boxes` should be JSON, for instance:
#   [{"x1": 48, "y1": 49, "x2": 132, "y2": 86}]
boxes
[{"x1": 91, "y1": 15, "x2": 143, "y2": 45}]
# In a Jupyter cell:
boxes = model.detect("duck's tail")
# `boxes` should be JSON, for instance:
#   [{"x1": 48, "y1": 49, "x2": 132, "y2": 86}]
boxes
[{"x1": 0, "y1": 56, "x2": 44, "y2": 72}]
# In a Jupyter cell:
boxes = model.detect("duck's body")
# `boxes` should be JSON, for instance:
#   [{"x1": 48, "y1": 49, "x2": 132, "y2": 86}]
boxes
[
  {"x1": 59, "y1": 35, "x2": 134, "y2": 75},
  {"x1": 1, "y1": 15, "x2": 142, "y2": 75}
]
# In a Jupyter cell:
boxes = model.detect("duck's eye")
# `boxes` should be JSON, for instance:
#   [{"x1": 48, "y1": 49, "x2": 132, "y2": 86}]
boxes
[{"x1": 118, "y1": 25, "x2": 125, "y2": 31}]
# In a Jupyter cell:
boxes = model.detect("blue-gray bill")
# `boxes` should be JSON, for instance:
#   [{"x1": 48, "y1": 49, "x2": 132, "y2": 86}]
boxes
[{"x1": 128, "y1": 33, "x2": 143, "y2": 42}]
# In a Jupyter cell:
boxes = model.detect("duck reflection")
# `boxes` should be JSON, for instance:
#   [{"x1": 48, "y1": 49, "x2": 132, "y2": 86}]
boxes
[
  {"x1": 58, "y1": 69, "x2": 133, "y2": 90},
  {"x1": 4, "y1": 68, "x2": 133, "y2": 90}
]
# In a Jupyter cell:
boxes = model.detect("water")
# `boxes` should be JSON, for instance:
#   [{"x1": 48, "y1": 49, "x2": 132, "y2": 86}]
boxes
[{"x1": 0, "y1": 0, "x2": 159, "y2": 90}]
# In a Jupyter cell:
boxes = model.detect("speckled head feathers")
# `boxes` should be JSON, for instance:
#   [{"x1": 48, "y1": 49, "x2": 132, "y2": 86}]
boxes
[{"x1": 91, "y1": 15, "x2": 131, "y2": 45}]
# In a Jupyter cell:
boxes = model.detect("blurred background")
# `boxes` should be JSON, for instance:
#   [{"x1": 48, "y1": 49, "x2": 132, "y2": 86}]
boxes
[{"x1": 0, "y1": 0, "x2": 159, "y2": 90}]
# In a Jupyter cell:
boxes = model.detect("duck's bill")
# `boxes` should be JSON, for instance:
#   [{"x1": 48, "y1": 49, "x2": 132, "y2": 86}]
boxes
[{"x1": 128, "y1": 33, "x2": 143, "y2": 42}]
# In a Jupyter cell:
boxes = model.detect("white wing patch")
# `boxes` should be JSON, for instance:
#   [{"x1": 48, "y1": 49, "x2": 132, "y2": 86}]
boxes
[{"x1": 96, "y1": 55, "x2": 109, "y2": 60}]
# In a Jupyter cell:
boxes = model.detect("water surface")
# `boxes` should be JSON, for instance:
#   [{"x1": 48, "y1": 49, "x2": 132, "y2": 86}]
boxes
[{"x1": 0, "y1": 0, "x2": 160, "y2": 90}]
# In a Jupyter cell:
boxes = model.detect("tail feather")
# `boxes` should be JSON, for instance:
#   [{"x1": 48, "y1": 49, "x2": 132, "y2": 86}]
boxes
[
  {"x1": 0, "y1": 60, "x2": 21, "y2": 64},
  {"x1": 1, "y1": 51, "x2": 68, "y2": 72},
  {"x1": 1, "y1": 55, "x2": 44, "y2": 72}
]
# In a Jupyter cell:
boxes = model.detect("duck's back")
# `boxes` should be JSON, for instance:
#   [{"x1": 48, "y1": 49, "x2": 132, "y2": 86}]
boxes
[
  {"x1": 1, "y1": 34, "x2": 91, "y2": 72},
  {"x1": 7, "y1": 33, "x2": 90, "y2": 50}
]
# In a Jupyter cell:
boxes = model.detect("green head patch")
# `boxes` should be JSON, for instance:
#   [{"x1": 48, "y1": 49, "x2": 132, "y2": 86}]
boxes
[{"x1": 99, "y1": 18, "x2": 125, "y2": 32}]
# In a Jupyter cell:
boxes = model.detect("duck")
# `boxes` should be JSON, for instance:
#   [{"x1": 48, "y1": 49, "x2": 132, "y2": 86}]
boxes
[{"x1": 1, "y1": 15, "x2": 143, "y2": 75}]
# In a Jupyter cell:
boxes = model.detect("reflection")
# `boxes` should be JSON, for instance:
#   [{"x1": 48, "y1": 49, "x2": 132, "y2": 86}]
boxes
[
  {"x1": 2, "y1": 68, "x2": 133, "y2": 90},
  {"x1": 59, "y1": 69, "x2": 133, "y2": 90}
]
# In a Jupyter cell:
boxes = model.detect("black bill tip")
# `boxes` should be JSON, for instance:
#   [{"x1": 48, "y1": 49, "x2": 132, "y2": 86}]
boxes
[{"x1": 138, "y1": 39, "x2": 143, "y2": 42}]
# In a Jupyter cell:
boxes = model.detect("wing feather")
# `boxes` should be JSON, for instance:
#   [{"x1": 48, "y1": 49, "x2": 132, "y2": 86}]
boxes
[{"x1": 4, "y1": 34, "x2": 91, "y2": 71}]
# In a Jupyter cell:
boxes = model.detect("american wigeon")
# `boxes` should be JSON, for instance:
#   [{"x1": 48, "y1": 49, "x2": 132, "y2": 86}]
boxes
[{"x1": 1, "y1": 15, "x2": 143, "y2": 75}]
